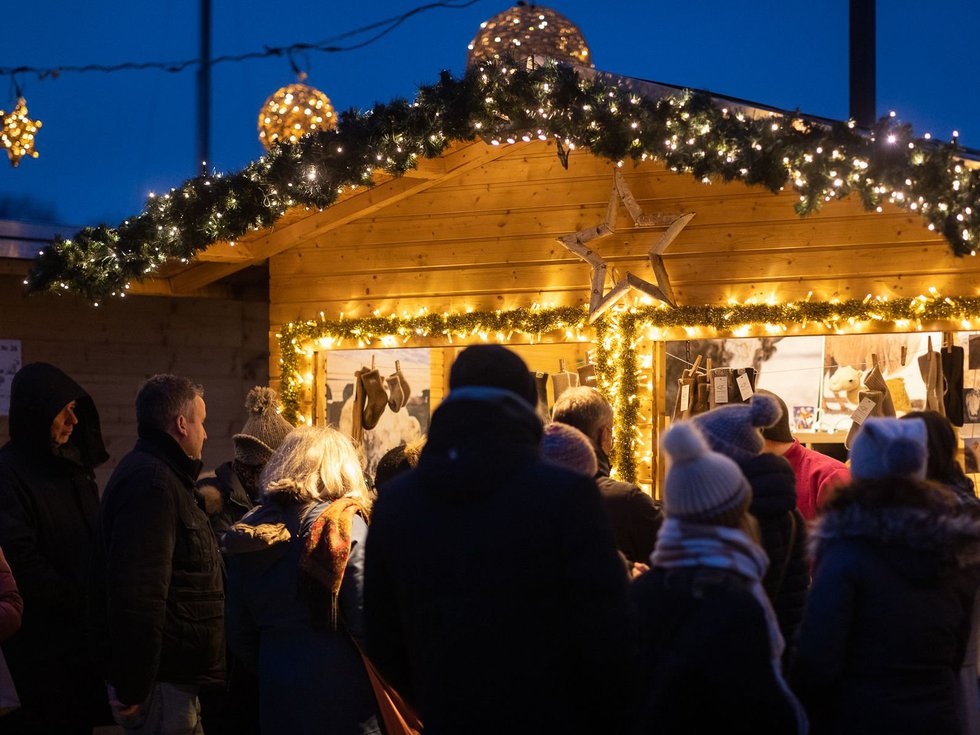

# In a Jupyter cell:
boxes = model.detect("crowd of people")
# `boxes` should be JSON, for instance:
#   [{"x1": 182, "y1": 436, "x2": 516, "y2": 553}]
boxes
[{"x1": 0, "y1": 346, "x2": 979, "y2": 734}]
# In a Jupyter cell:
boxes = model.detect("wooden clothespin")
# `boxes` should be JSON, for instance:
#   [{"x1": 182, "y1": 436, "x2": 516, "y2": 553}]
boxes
[
  {"x1": 871, "y1": 353, "x2": 879, "y2": 370},
  {"x1": 900, "y1": 345, "x2": 907, "y2": 366}
]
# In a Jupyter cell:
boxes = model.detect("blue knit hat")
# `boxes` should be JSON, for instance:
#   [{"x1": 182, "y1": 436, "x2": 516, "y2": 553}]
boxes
[
  {"x1": 661, "y1": 422, "x2": 752, "y2": 525},
  {"x1": 691, "y1": 393, "x2": 782, "y2": 464},
  {"x1": 849, "y1": 417, "x2": 927, "y2": 481}
]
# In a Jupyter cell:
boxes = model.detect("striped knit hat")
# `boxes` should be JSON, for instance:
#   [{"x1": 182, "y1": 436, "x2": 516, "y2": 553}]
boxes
[{"x1": 661, "y1": 422, "x2": 752, "y2": 527}]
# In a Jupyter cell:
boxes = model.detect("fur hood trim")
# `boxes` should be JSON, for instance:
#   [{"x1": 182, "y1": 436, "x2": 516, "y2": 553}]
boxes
[{"x1": 810, "y1": 502, "x2": 980, "y2": 568}]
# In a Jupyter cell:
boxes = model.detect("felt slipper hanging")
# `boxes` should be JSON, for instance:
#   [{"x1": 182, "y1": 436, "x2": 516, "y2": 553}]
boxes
[{"x1": 359, "y1": 362, "x2": 389, "y2": 431}]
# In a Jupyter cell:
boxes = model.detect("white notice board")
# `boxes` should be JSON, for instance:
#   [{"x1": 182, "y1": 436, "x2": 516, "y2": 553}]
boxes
[{"x1": 0, "y1": 341, "x2": 22, "y2": 416}]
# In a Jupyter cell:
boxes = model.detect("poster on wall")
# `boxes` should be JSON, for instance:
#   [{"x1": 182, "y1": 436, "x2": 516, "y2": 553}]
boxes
[
  {"x1": 0, "y1": 340, "x2": 22, "y2": 416},
  {"x1": 324, "y1": 348, "x2": 431, "y2": 481}
]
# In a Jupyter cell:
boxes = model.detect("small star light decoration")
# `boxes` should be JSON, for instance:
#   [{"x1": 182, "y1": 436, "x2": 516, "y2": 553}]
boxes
[
  {"x1": 1, "y1": 97, "x2": 42, "y2": 167},
  {"x1": 558, "y1": 170, "x2": 694, "y2": 323}
]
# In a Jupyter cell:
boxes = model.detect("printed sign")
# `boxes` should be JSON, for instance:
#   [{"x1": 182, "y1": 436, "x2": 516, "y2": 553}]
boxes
[
  {"x1": 851, "y1": 396, "x2": 877, "y2": 426},
  {"x1": 736, "y1": 372, "x2": 754, "y2": 401},
  {"x1": 713, "y1": 375, "x2": 729, "y2": 404},
  {"x1": 680, "y1": 383, "x2": 691, "y2": 411},
  {"x1": 0, "y1": 340, "x2": 22, "y2": 416}
]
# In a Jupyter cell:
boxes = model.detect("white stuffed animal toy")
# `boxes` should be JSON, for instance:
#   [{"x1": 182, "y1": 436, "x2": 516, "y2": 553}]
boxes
[{"x1": 828, "y1": 365, "x2": 863, "y2": 406}]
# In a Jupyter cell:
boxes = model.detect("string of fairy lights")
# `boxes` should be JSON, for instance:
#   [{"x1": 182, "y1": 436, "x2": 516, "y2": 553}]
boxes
[
  {"x1": 277, "y1": 292, "x2": 980, "y2": 483},
  {"x1": 0, "y1": 1, "x2": 479, "y2": 166}
]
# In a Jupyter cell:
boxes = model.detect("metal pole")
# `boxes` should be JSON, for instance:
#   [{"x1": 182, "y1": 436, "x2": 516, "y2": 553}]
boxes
[
  {"x1": 197, "y1": 0, "x2": 211, "y2": 175},
  {"x1": 849, "y1": 0, "x2": 876, "y2": 128}
]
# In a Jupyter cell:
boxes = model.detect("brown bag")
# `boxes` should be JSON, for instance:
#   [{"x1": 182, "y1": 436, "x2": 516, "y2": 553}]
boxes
[{"x1": 353, "y1": 639, "x2": 423, "y2": 735}]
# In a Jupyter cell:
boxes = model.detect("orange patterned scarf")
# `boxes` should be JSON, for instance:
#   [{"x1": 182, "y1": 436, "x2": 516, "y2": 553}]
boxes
[{"x1": 299, "y1": 496, "x2": 370, "y2": 629}]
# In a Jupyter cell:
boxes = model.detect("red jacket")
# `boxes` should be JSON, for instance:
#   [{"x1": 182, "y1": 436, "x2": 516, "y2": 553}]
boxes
[
  {"x1": 783, "y1": 440, "x2": 850, "y2": 521},
  {"x1": 0, "y1": 547, "x2": 24, "y2": 642}
]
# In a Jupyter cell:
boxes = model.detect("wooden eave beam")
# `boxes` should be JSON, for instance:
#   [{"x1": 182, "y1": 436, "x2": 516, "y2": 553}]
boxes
[{"x1": 161, "y1": 140, "x2": 525, "y2": 295}]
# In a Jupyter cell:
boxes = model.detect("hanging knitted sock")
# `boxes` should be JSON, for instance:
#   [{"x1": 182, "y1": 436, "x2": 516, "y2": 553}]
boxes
[
  {"x1": 395, "y1": 360, "x2": 411, "y2": 409},
  {"x1": 386, "y1": 373, "x2": 403, "y2": 412},
  {"x1": 863, "y1": 365, "x2": 896, "y2": 417},
  {"x1": 359, "y1": 368, "x2": 389, "y2": 430}
]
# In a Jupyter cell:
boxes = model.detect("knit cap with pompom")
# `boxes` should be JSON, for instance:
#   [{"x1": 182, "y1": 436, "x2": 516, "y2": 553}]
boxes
[
  {"x1": 691, "y1": 393, "x2": 782, "y2": 464},
  {"x1": 233, "y1": 387, "x2": 295, "y2": 467},
  {"x1": 541, "y1": 421, "x2": 598, "y2": 477},
  {"x1": 661, "y1": 422, "x2": 752, "y2": 527},
  {"x1": 849, "y1": 416, "x2": 927, "y2": 481}
]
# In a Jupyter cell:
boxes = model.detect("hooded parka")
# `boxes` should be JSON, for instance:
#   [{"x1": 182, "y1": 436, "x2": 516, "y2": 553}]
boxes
[
  {"x1": 364, "y1": 387, "x2": 634, "y2": 735},
  {"x1": 0, "y1": 362, "x2": 110, "y2": 732}
]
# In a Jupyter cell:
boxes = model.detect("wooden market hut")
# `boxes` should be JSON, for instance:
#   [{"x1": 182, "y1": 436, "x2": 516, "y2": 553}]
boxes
[{"x1": 27, "y1": 61, "x2": 980, "y2": 492}]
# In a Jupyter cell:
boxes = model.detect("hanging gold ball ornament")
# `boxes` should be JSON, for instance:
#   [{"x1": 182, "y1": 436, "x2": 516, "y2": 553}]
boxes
[
  {"x1": 257, "y1": 82, "x2": 336, "y2": 151},
  {"x1": 466, "y1": 3, "x2": 592, "y2": 69},
  {"x1": 1, "y1": 97, "x2": 42, "y2": 168}
]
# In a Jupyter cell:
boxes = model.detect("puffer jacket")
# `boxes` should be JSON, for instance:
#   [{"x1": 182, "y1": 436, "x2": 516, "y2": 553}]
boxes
[
  {"x1": 793, "y1": 477, "x2": 980, "y2": 735},
  {"x1": 96, "y1": 427, "x2": 225, "y2": 706},
  {"x1": 740, "y1": 453, "x2": 809, "y2": 661}
]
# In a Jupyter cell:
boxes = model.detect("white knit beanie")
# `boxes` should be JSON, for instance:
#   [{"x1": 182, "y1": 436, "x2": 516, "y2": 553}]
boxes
[{"x1": 661, "y1": 422, "x2": 752, "y2": 524}]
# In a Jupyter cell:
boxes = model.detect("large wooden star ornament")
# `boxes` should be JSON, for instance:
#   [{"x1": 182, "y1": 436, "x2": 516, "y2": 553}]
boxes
[{"x1": 558, "y1": 170, "x2": 694, "y2": 323}]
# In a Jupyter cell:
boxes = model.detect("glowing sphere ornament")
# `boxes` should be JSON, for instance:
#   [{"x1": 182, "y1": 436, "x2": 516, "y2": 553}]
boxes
[
  {"x1": 1, "y1": 97, "x2": 42, "y2": 168},
  {"x1": 258, "y1": 81, "x2": 336, "y2": 151},
  {"x1": 467, "y1": 3, "x2": 592, "y2": 69}
]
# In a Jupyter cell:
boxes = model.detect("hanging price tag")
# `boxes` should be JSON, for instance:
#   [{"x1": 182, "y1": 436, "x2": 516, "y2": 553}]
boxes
[
  {"x1": 736, "y1": 372, "x2": 754, "y2": 401},
  {"x1": 713, "y1": 375, "x2": 729, "y2": 404},
  {"x1": 680, "y1": 383, "x2": 691, "y2": 411},
  {"x1": 851, "y1": 397, "x2": 877, "y2": 426}
]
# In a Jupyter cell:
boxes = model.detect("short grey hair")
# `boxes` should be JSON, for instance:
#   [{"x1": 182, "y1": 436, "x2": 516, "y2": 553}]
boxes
[
  {"x1": 261, "y1": 425, "x2": 370, "y2": 505},
  {"x1": 551, "y1": 387, "x2": 613, "y2": 444},
  {"x1": 136, "y1": 375, "x2": 203, "y2": 433}
]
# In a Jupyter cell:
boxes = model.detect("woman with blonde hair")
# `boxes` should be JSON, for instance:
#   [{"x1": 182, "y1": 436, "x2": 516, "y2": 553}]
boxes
[{"x1": 224, "y1": 426, "x2": 380, "y2": 734}]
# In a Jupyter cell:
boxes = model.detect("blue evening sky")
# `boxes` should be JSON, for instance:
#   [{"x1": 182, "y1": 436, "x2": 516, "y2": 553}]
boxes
[{"x1": 1, "y1": 0, "x2": 976, "y2": 229}]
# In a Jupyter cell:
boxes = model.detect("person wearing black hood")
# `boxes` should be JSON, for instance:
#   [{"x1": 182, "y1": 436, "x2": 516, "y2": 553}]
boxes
[
  {"x1": 363, "y1": 345, "x2": 633, "y2": 735},
  {"x1": 0, "y1": 362, "x2": 111, "y2": 733},
  {"x1": 96, "y1": 374, "x2": 224, "y2": 734}
]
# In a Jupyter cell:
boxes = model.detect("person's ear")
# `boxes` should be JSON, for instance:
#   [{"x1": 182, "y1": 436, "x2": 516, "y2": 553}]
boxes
[
  {"x1": 175, "y1": 414, "x2": 189, "y2": 437},
  {"x1": 599, "y1": 424, "x2": 614, "y2": 452}
]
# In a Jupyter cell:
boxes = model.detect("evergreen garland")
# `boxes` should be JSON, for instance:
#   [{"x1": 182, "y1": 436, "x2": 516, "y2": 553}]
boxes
[
  {"x1": 276, "y1": 294, "x2": 980, "y2": 483},
  {"x1": 28, "y1": 61, "x2": 980, "y2": 301}
]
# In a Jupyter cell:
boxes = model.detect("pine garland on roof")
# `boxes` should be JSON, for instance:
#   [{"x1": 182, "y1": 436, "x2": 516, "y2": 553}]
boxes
[{"x1": 28, "y1": 60, "x2": 980, "y2": 301}]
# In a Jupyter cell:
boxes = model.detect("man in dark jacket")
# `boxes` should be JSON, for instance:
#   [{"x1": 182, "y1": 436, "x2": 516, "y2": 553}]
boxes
[
  {"x1": 0, "y1": 362, "x2": 111, "y2": 733},
  {"x1": 97, "y1": 374, "x2": 224, "y2": 733},
  {"x1": 552, "y1": 386, "x2": 664, "y2": 567},
  {"x1": 364, "y1": 345, "x2": 634, "y2": 735}
]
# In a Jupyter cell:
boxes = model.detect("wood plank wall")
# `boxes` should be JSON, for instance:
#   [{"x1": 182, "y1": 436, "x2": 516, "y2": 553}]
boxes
[
  {"x1": 266, "y1": 139, "x2": 980, "y2": 412},
  {"x1": 0, "y1": 273, "x2": 269, "y2": 487}
]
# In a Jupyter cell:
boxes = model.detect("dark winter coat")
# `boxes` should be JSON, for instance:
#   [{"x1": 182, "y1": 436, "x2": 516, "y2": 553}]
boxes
[
  {"x1": 224, "y1": 493, "x2": 380, "y2": 735},
  {"x1": 197, "y1": 460, "x2": 259, "y2": 541},
  {"x1": 630, "y1": 565, "x2": 802, "y2": 735},
  {"x1": 364, "y1": 387, "x2": 634, "y2": 735},
  {"x1": 96, "y1": 427, "x2": 225, "y2": 706},
  {"x1": 740, "y1": 452, "x2": 809, "y2": 660},
  {"x1": 0, "y1": 362, "x2": 110, "y2": 731},
  {"x1": 793, "y1": 477, "x2": 980, "y2": 735},
  {"x1": 596, "y1": 450, "x2": 664, "y2": 565}
]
